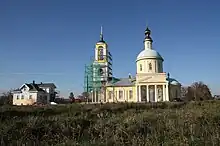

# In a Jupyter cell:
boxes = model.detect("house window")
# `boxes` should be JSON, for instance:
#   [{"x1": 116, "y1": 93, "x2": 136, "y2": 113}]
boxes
[
  {"x1": 140, "y1": 64, "x2": 142, "y2": 71},
  {"x1": 108, "y1": 91, "x2": 112, "y2": 99},
  {"x1": 21, "y1": 95, "x2": 24, "y2": 99},
  {"x1": 119, "y1": 91, "x2": 123, "y2": 99},
  {"x1": 29, "y1": 95, "x2": 32, "y2": 99},
  {"x1": 149, "y1": 63, "x2": 152, "y2": 70},
  {"x1": 129, "y1": 90, "x2": 133, "y2": 99}
]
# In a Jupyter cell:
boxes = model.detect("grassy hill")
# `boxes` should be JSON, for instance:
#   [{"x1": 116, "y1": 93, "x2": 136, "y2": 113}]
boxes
[{"x1": 0, "y1": 101, "x2": 220, "y2": 146}]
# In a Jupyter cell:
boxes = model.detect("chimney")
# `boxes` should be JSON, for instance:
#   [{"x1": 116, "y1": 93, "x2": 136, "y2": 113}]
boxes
[
  {"x1": 33, "y1": 80, "x2": 35, "y2": 84},
  {"x1": 128, "y1": 73, "x2": 132, "y2": 82},
  {"x1": 128, "y1": 73, "x2": 132, "y2": 79}
]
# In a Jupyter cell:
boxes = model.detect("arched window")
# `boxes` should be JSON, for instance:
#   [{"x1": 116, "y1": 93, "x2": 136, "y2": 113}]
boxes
[
  {"x1": 99, "y1": 68, "x2": 104, "y2": 75},
  {"x1": 98, "y1": 49, "x2": 104, "y2": 60},
  {"x1": 149, "y1": 63, "x2": 152, "y2": 70},
  {"x1": 140, "y1": 64, "x2": 142, "y2": 71},
  {"x1": 147, "y1": 42, "x2": 150, "y2": 48}
]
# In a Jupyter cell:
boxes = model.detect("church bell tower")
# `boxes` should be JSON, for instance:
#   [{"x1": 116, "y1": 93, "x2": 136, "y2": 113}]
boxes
[{"x1": 94, "y1": 26, "x2": 113, "y2": 83}]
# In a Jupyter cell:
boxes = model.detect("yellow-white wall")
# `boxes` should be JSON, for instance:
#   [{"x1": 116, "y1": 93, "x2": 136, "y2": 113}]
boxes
[
  {"x1": 13, "y1": 90, "x2": 50, "y2": 106},
  {"x1": 106, "y1": 86, "x2": 137, "y2": 102},
  {"x1": 13, "y1": 92, "x2": 38, "y2": 105},
  {"x1": 105, "y1": 83, "x2": 181, "y2": 103}
]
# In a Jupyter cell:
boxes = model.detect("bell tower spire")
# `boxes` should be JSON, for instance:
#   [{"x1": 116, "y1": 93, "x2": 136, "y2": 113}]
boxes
[
  {"x1": 144, "y1": 26, "x2": 153, "y2": 50},
  {"x1": 100, "y1": 26, "x2": 104, "y2": 42}
]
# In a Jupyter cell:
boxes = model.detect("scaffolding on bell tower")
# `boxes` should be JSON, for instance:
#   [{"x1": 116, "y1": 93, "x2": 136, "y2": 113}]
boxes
[{"x1": 84, "y1": 62, "x2": 103, "y2": 103}]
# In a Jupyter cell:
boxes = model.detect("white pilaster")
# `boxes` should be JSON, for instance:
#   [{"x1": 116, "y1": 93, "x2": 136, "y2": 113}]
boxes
[
  {"x1": 123, "y1": 89, "x2": 125, "y2": 101},
  {"x1": 146, "y1": 85, "x2": 149, "y2": 102},
  {"x1": 166, "y1": 84, "x2": 169, "y2": 101},
  {"x1": 163, "y1": 85, "x2": 165, "y2": 101},
  {"x1": 115, "y1": 90, "x2": 117, "y2": 102},
  {"x1": 127, "y1": 90, "x2": 129, "y2": 101},
  {"x1": 94, "y1": 91, "x2": 96, "y2": 103},
  {"x1": 96, "y1": 91, "x2": 97, "y2": 103},
  {"x1": 112, "y1": 88, "x2": 115, "y2": 102},
  {"x1": 154, "y1": 85, "x2": 157, "y2": 102},
  {"x1": 97, "y1": 91, "x2": 99, "y2": 103},
  {"x1": 104, "y1": 89, "x2": 106, "y2": 103},
  {"x1": 92, "y1": 91, "x2": 94, "y2": 103},
  {"x1": 100, "y1": 91, "x2": 102, "y2": 103},
  {"x1": 135, "y1": 86, "x2": 138, "y2": 102},
  {"x1": 139, "y1": 86, "x2": 141, "y2": 102},
  {"x1": 98, "y1": 91, "x2": 100, "y2": 103}
]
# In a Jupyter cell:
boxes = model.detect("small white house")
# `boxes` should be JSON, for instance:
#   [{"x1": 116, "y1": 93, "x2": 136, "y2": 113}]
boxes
[{"x1": 12, "y1": 81, "x2": 57, "y2": 105}]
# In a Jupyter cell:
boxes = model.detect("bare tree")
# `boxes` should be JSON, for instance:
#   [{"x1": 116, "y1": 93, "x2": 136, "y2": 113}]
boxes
[
  {"x1": 0, "y1": 89, "x2": 13, "y2": 105},
  {"x1": 180, "y1": 86, "x2": 188, "y2": 99},
  {"x1": 191, "y1": 81, "x2": 212, "y2": 101},
  {"x1": 82, "y1": 92, "x2": 89, "y2": 99},
  {"x1": 82, "y1": 92, "x2": 91, "y2": 102},
  {"x1": 185, "y1": 86, "x2": 194, "y2": 101},
  {"x1": 181, "y1": 82, "x2": 213, "y2": 101}
]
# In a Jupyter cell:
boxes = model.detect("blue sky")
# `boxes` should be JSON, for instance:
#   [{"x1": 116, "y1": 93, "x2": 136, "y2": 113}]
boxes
[{"x1": 0, "y1": 0, "x2": 220, "y2": 97}]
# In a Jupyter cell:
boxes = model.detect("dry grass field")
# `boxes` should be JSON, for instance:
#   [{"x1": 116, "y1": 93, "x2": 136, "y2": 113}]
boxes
[{"x1": 0, "y1": 101, "x2": 220, "y2": 146}]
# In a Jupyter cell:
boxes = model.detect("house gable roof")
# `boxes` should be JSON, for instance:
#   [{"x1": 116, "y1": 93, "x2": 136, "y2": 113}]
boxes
[
  {"x1": 37, "y1": 83, "x2": 56, "y2": 88},
  {"x1": 14, "y1": 81, "x2": 56, "y2": 93},
  {"x1": 20, "y1": 84, "x2": 30, "y2": 90},
  {"x1": 19, "y1": 83, "x2": 45, "y2": 92}
]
